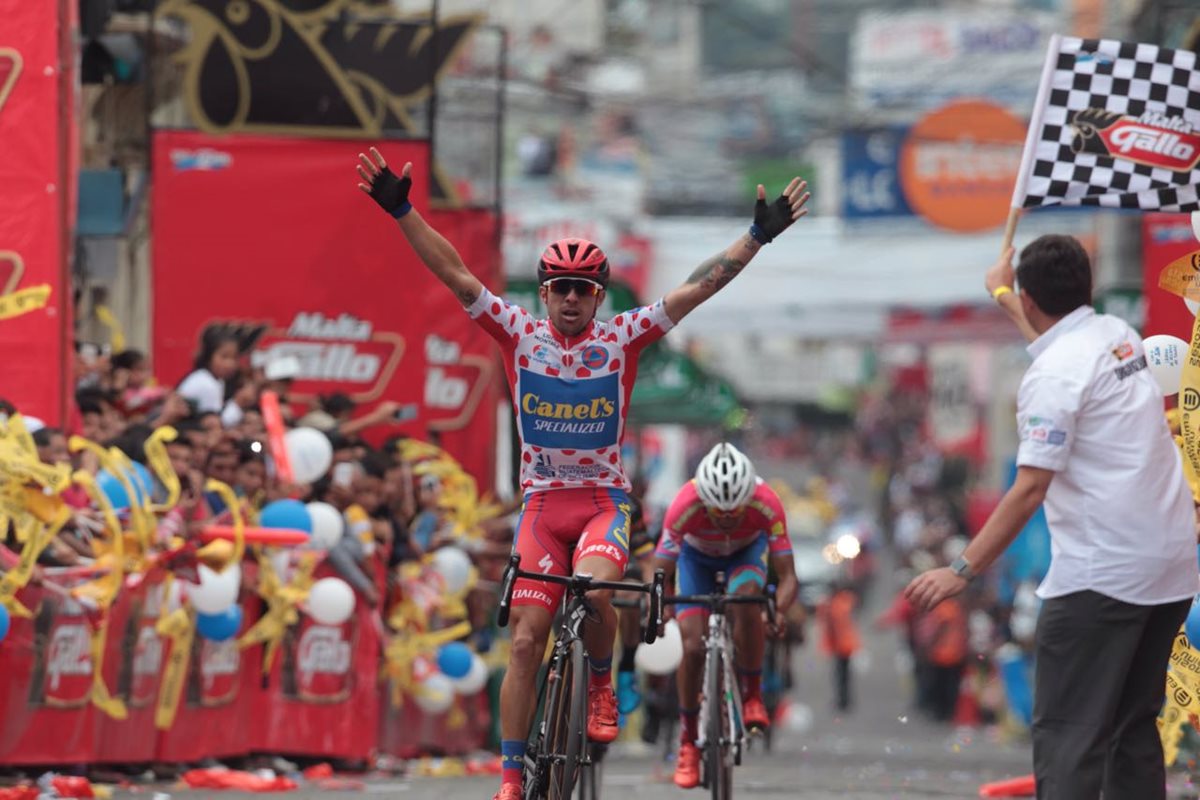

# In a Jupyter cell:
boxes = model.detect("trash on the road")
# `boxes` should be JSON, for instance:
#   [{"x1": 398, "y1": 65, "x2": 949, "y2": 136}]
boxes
[
  {"x1": 0, "y1": 787, "x2": 39, "y2": 800},
  {"x1": 978, "y1": 774, "x2": 1036, "y2": 797},
  {"x1": 301, "y1": 764, "x2": 333, "y2": 780},
  {"x1": 181, "y1": 767, "x2": 298, "y2": 792},
  {"x1": 410, "y1": 757, "x2": 465, "y2": 778},
  {"x1": 34, "y1": 774, "x2": 95, "y2": 799},
  {"x1": 463, "y1": 755, "x2": 502, "y2": 776}
]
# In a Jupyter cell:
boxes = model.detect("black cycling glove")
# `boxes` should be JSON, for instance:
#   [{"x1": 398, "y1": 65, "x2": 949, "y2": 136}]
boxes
[
  {"x1": 368, "y1": 165, "x2": 413, "y2": 219},
  {"x1": 749, "y1": 193, "x2": 795, "y2": 245}
]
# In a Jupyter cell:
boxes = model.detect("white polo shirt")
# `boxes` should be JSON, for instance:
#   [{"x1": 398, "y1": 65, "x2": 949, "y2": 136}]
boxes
[{"x1": 1017, "y1": 306, "x2": 1197, "y2": 605}]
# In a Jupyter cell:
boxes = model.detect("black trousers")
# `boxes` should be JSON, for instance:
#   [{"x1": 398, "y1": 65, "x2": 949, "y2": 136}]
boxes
[
  {"x1": 1032, "y1": 590, "x2": 1189, "y2": 800},
  {"x1": 928, "y1": 663, "x2": 965, "y2": 722},
  {"x1": 833, "y1": 656, "x2": 852, "y2": 711}
]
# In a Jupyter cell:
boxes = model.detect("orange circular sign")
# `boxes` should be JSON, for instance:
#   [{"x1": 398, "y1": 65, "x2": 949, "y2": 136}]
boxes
[{"x1": 899, "y1": 100, "x2": 1026, "y2": 233}]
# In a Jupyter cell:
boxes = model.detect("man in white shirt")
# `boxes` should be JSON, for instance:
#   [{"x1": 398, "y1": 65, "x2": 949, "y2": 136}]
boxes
[{"x1": 907, "y1": 234, "x2": 1197, "y2": 800}]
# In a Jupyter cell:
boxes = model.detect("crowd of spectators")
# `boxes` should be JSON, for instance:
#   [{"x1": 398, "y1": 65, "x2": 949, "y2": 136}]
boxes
[{"x1": 3, "y1": 332, "x2": 518, "y2": 638}]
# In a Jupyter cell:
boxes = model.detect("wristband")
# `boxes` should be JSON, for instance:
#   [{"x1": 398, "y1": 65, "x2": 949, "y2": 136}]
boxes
[
  {"x1": 392, "y1": 201, "x2": 413, "y2": 220},
  {"x1": 991, "y1": 285, "x2": 1013, "y2": 300},
  {"x1": 748, "y1": 223, "x2": 772, "y2": 245}
]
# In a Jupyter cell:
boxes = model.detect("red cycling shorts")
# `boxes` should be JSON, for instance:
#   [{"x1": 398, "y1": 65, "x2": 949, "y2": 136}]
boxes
[{"x1": 511, "y1": 487, "x2": 632, "y2": 612}]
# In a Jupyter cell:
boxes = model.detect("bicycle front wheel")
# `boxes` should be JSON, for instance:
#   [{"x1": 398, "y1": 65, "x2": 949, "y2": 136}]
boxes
[
  {"x1": 547, "y1": 639, "x2": 587, "y2": 800},
  {"x1": 705, "y1": 646, "x2": 732, "y2": 800}
]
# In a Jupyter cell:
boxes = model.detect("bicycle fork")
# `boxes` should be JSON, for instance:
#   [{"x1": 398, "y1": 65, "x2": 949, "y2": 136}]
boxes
[{"x1": 696, "y1": 614, "x2": 745, "y2": 755}]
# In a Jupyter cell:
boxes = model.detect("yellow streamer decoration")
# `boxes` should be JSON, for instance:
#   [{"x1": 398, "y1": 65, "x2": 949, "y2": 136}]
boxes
[
  {"x1": 68, "y1": 470, "x2": 129, "y2": 720},
  {"x1": 1159, "y1": 700, "x2": 1185, "y2": 766},
  {"x1": 1165, "y1": 669, "x2": 1200, "y2": 716},
  {"x1": 144, "y1": 426, "x2": 181, "y2": 513},
  {"x1": 1179, "y1": 312, "x2": 1200, "y2": 494},
  {"x1": 238, "y1": 551, "x2": 318, "y2": 676},
  {"x1": 93, "y1": 305, "x2": 126, "y2": 353},
  {"x1": 155, "y1": 598, "x2": 196, "y2": 730},
  {"x1": 0, "y1": 510, "x2": 69, "y2": 618},
  {"x1": 382, "y1": 619, "x2": 471, "y2": 708}
]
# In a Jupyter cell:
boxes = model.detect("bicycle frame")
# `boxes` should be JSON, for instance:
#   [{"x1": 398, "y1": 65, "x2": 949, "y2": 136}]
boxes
[{"x1": 496, "y1": 554, "x2": 665, "y2": 800}]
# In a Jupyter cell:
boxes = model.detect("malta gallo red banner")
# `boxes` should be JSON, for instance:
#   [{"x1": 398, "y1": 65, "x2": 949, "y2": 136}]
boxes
[
  {"x1": 0, "y1": 562, "x2": 488, "y2": 765},
  {"x1": 1143, "y1": 213, "x2": 1200, "y2": 339},
  {"x1": 0, "y1": 0, "x2": 74, "y2": 424},
  {"x1": 151, "y1": 132, "x2": 502, "y2": 485}
]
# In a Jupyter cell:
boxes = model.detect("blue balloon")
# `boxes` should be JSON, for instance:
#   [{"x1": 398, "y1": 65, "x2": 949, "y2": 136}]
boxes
[
  {"x1": 259, "y1": 499, "x2": 313, "y2": 533},
  {"x1": 96, "y1": 463, "x2": 154, "y2": 510},
  {"x1": 437, "y1": 641, "x2": 474, "y2": 679},
  {"x1": 0, "y1": 603, "x2": 9, "y2": 643},
  {"x1": 196, "y1": 605, "x2": 243, "y2": 642},
  {"x1": 1186, "y1": 596, "x2": 1200, "y2": 649}
]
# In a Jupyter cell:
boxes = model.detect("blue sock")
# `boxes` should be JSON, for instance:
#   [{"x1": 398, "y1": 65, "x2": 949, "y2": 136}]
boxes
[
  {"x1": 501, "y1": 740, "x2": 525, "y2": 786},
  {"x1": 589, "y1": 655, "x2": 613, "y2": 689}
]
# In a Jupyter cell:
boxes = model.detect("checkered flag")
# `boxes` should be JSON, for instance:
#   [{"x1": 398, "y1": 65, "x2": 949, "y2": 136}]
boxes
[{"x1": 1012, "y1": 35, "x2": 1200, "y2": 213}]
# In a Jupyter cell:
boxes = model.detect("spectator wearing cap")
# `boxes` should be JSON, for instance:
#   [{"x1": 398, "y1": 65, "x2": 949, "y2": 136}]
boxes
[{"x1": 262, "y1": 355, "x2": 302, "y2": 424}]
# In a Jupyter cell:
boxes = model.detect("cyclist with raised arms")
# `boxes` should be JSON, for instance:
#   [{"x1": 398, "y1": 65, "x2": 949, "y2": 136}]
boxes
[
  {"x1": 355, "y1": 149, "x2": 808, "y2": 800},
  {"x1": 652, "y1": 442, "x2": 799, "y2": 789}
]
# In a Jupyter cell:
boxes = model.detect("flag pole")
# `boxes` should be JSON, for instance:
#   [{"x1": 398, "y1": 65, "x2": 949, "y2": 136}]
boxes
[
  {"x1": 1001, "y1": 207, "x2": 1022, "y2": 253},
  {"x1": 1005, "y1": 33, "x2": 1063, "y2": 254}
]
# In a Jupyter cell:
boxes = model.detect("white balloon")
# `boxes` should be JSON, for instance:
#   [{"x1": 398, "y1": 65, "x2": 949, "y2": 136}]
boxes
[
  {"x1": 1186, "y1": 296, "x2": 1200, "y2": 317},
  {"x1": 188, "y1": 563, "x2": 241, "y2": 615},
  {"x1": 1143, "y1": 334, "x2": 1188, "y2": 396},
  {"x1": 451, "y1": 653, "x2": 490, "y2": 695},
  {"x1": 635, "y1": 619, "x2": 683, "y2": 676},
  {"x1": 284, "y1": 427, "x2": 334, "y2": 484},
  {"x1": 307, "y1": 576, "x2": 356, "y2": 626},
  {"x1": 430, "y1": 547, "x2": 472, "y2": 595},
  {"x1": 1192, "y1": 210, "x2": 1200, "y2": 244},
  {"x1": 413, "y1": 672, "x2": 455, "y2": 714},
  {"x1": 306, "y1": 502, "x2": 345, "y2": 550}
]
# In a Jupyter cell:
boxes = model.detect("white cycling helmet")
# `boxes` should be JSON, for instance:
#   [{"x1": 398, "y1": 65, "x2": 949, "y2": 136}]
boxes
[{"x1": 694, "y1": 442, "x2": 756, "y2": 512}]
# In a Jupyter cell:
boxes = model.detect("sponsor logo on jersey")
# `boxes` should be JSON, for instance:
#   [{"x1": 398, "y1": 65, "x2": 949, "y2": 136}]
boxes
[
  {"x1": 518, "y1": 369, "x2": 620, "y2": 449},
  {"x1": 581, "y1": 345, "x2": 609, "y2": 369}
]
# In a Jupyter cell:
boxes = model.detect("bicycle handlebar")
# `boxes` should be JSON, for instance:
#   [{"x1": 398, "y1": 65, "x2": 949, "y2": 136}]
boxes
[
  {"x1": 661, "y1": 581, "x2": 778, "y2": 626},
  {"x1": 496, "y1": 553, "x2": 665, "y2": 644}
]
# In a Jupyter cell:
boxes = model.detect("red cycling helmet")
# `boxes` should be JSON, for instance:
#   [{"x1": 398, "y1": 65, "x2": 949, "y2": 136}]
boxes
[{"x1": 537, "y1": 238, "x2": 609, "y2": 287}]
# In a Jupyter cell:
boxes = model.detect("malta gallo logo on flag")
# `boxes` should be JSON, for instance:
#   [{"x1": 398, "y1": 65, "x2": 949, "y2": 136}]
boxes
[{"x1": 1070, "y1": 108, "x2": 1200, "y2": 173}]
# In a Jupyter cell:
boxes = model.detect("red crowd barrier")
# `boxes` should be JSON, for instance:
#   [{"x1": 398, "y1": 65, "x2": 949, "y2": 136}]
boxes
[{"x1": 0, "y1": 563, "x2": 489, "y2": 765}]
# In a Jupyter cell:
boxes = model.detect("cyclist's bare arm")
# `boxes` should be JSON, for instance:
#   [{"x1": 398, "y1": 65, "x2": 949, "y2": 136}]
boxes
[
  {"x1": 769, "y1": 552, "x2": 799, "y2": 614},
  {"x1": 663, "y1": 178, "x2": 809, "y2": 324},
  {"x1": 356, "y1": 148, "x2": 483, "y2": 307},
  {"x1": 397, "y1": 209, "x2": 483, "y2": 307}
]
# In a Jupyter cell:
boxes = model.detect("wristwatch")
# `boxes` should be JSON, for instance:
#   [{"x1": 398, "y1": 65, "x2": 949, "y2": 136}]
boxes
[{"x1": 949, "y1": 555, "x2": 975, "y2": 581}]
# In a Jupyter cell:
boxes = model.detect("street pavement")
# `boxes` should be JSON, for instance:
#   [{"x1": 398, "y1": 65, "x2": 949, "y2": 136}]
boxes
[{"x1": 142, "y1": 587, "x2": 1040, "y2": 799}]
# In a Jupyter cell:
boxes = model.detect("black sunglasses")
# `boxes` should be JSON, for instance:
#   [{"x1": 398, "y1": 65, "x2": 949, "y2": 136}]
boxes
[{"x1": 545, "y1": 278, "x2": 601, "y2": 297}]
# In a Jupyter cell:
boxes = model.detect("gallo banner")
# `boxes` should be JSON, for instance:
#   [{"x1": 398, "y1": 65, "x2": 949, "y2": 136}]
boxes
[
  {"x1": 151, "y1": 132, "x2": 501, "y2": 486},
  {"x1": 1144, "y1": 213, "x2": 1200, "y2": 339},
  {"x1": 0, "y1": 0, "x2": 74, "y2": 424}
]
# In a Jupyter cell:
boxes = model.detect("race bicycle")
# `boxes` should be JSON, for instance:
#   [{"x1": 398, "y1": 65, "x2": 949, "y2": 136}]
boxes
[
  {"x1": 663, "y1": 572, "x2": 776, "y2": 800},
  {"x1": 497, "y1": 554, "x2": 665, "y2": 800}
]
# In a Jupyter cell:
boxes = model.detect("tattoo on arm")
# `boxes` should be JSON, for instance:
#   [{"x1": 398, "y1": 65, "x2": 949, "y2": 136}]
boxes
[
  {"x1": 455, "y1": 287, "x2": 479, "y2": 306},
  {"x1": 686, "y1": 235, "x2": 759, "y2": 293}
]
